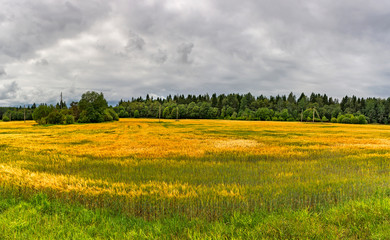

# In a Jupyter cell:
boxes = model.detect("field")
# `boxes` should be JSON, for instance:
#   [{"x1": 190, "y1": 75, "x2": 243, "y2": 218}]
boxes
[{"x1": 1, "y1": 119, "x2": 390, "y2": 239}]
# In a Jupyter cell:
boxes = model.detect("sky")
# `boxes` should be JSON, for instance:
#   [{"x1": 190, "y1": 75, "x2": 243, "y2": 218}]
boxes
[{"x1": 1, "y1": 0, "x2": 390, "y2": 106}]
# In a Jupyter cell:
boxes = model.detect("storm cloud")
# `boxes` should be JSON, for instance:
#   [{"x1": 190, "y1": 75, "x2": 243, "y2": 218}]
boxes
[{"x1": 1, "y1": 0, "x2": 390, "y2": 105}]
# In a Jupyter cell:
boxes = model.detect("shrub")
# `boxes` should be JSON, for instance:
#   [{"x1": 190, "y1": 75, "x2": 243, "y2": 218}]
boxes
[
  {"x1": 351, "y1": 116, "x2": 359, "y2": 124},
  {"x1": 342, "y1": 117, "x2": 351, "y2": 124},
  {"x1": 33, "y1": 105, "x2": 52, "y2": 122},
  {"x1": 46, "y1": 110, "x2": 65, "y2": 124},
  {"x1": 331, "y1": 117, "x2": 337, "y2": 123},
  {"x1": 337, "y1": 114, "x2": 344, "y2": 123},
  {"x1": 78, "y1": 111, "x2": 91, "y2": 123},
  {"x1": 2, "y1": 115, "x2": 10, "y2": 122},
  {"x1": 256, "y1": 108, "x2": 272, "y2": 120},
  {"x1": 280, "y1": 109, "x2": 290, "y2": 121},
  {"x1": 103, "y1": 109, "x2": 114, "y2": 121},
  {"x1": 37, "y1": 118, "x2": 47, "y2": 125},
  {"x1": 65, "y1": 115, "x2": 74, "y2": 124},
  {"x1": 119, "y1": 110, "x2": 129, "y2": 118},
  {"x1": 107, "y1": 108, "x2": 119, "y2": 121},
  {"x1": 358, "y1": 115, "x2": 368, "y2": 124}
]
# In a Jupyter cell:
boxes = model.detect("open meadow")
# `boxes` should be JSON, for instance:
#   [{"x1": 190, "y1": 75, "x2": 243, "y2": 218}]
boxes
[{"x1": 1, "y1": 119, "x2": 390, "y2": 239}]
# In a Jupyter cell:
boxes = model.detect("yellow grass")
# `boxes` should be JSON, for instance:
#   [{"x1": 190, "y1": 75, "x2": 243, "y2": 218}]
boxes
[{"x1": 1, "y1": 119, "x2": 390, "y2": 219}]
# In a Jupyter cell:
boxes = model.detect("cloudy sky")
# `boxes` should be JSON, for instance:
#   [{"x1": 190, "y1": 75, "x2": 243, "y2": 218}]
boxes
[{"x1": 1, "y1": 0, "x2": 390, "y2": 106}]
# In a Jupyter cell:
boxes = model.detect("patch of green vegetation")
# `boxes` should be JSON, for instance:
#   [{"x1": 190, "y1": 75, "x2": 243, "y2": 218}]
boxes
[
  {"x1": 282, "y1": 141, "x2": 331, "y2": 147},
  {"x1": 172, "y1": 123, "x2": 202, "y2": 128},
  {"x1": 319, "y1": 125, "x2": 339, "y2": 128},
  {"x1": 69, "y1": 139, "x2": 93, "y2": 145},
  {"x1": 1, "y1": 193, "x2": 390, "y2": 239},
  {"x1": 0, "y1": 144, "x2": 9, "y2": 150},
  {"x1": 104, "y1": 130, "x2": 116, "y2": 134},
  {"x1": 195, "y1": 129, "x2": 256, "y2": 138}
]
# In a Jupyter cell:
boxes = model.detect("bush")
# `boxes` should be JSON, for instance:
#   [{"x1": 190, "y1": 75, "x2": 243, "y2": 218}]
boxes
[
  {"x1": 2, "y1": 115, "x2": 10, "y2": 122},
  {"x1": 331, "y1": 117, "x2": 337, "y2": 123},
  {"x1": 37, "y1": 118, "x2": 47, "y2": 125},
  {"x1": 46, "y1": 111, "x2": 65, "y2": 124},
  {"x1": 351, "y1": 116, "x2": 359, "y2": 124},
  {"x1": 335, "y1": 114, "x2": 368, "y2": 124},
  {"x1": 119, "y1": 110, "x2": 129, "y2": 118},
  {"x1": 256, "y1": 108, "x2": 272, "y2": 120},
  {"x1": 79, "y1": 107, "x2": 105, "y2": 123},
  {"x1": 33, "y1": 105, "x2": 52, "y2": 122},
  {"x1": 280, "y1": 109, "x2": 290, "y2": 121},
  {"x1": 342, "y1": 117, "x2": 351, "y2": 124},
  {"x1": 133, "y1": 110, "x2": 140, "y2": 118},
  {"x1": 103, "y1": 109, "x2": 114, "y2": 121},
  {"x1": 337, "y1": 115, "x2": 344, "y2": 123},
  {"x1": 78, "y1": 111, "x2": 90, "y2": 123},
  {"x1": 358, "y1": 115, "x2": 368, "y2": 124},
  {"x1": 65, "y1": 115, "x2": 74, "y2": 124},
  {"x1": 107, "y1": 108, "x2": 119, "y2": 121}
]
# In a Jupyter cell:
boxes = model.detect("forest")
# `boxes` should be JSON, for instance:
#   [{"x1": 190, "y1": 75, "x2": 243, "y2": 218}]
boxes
[
  {"x1": 113, "y1": 92, "x2": 387, "y2": 124},
  {"x1": 2, "y1": 92, "x2": 390, "y2": 124}
]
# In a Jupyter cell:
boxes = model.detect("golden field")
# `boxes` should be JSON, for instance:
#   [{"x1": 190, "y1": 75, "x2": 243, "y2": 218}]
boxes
[{"x1": 1, "y1": 119, "x2": 390, "y2": 219}]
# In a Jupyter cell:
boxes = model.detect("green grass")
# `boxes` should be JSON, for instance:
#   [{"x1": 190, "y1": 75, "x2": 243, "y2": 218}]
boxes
[{"x1": 1, "y1": 193, "x2": 390, "y2": 239}]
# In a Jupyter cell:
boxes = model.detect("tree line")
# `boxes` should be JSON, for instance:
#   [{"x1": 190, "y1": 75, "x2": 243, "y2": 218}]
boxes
[
  {"x1": 4, "y1": 92, "x2": 390, "y2": 124},
  {"x1": 112, "y1": 92, "x2": 390, "y2": 124},
  {"x1": 0, "y1": 106, "x2": 35, "y2": 122}
]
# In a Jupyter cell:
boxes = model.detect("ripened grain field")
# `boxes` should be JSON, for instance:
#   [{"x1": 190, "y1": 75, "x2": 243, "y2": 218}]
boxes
[{"x1": 1, "y1": 119, "x2": 390, "y2": 221}]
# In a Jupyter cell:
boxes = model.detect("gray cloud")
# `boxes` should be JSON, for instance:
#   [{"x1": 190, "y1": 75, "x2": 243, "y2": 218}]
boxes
[
  {"x1": 177, "y1": 43, "x2": 194, "y2": 64},
  {"x1": 36, "y1": 59, "x2": 49, "y2": 66},
  {"x1": 125, "y1": 33, "x2": 145, "y2": 52},
  {"x1": 0, "y1": 0, "x2": 110, "y2": 60},
  {"x1": 152, "y1": 49, "x2": 168, "y2": 64},
  {"x1": 0, "y1": 81, "x2": 19, "y2": 100},
  {"x1": 1, "y1": 0, "x2": 390, "y2": 105},
  {"x1": 0, "y1": 67, "x2": 6, "y2": 77}
]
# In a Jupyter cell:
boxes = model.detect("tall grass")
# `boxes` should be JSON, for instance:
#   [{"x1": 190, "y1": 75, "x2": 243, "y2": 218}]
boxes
[{"x1": 2, "y1": 193, "x2": 390, "y2": 239}]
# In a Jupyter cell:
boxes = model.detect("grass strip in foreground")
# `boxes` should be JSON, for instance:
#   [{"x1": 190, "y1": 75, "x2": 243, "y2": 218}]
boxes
[{"x1": 1, "y1": 193, "x2": 390, "y2": 239}]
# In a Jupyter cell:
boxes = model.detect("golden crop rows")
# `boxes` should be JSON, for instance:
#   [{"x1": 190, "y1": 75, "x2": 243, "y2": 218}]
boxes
[{"x1": 1, "y1": 119, "x2": 390, "y2": 219}]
